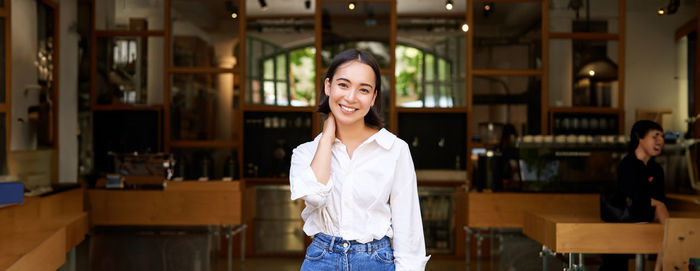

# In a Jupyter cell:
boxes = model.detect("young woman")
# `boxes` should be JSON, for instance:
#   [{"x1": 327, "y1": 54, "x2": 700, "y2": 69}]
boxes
[
  {"x1": 601, "y1": 120, "x2": 669, "y2": 271},
  {"x1": 289, "y1": 49, "x2": 430, "y2": 271}
]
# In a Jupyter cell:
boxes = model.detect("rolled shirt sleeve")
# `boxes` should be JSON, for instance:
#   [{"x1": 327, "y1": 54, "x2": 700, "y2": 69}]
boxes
[
  {"x1": 389, "y1": 141, "x2": 431, "y2": 271},
  {"x1": 289, "y1": 141, "x2": 334, "y2": 210}
]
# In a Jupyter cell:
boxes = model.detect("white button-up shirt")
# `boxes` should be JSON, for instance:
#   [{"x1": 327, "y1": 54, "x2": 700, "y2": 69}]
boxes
[{"x1": 290, "y1": 128, "x2": 431, "y2": 271}]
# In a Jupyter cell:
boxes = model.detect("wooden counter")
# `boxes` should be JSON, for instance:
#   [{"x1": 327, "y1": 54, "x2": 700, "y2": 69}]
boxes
[
  {"x1": 523, "y1": 211, "x2": 700, "y2": 254},
  {"x1": 0, "y1": 188, "x2": 88, "y2": 271},
  {"x1": 87, "y1": 181, "x2": 242, "y2": 226},
  {"x1": 523, "y1": 212, "x2": 664, "y2": 254},
  {"x1": 465, "y1": 192, "x2": 599, "y2": 228}
]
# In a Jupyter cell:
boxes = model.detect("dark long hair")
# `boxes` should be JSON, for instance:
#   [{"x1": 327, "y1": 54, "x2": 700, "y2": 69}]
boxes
[
  {"x1": 628, "y1": 120, "x2": 663, "y2": 154},
  {"x1": 317, "y1": 49, "x2": 384, "y2": 128}
]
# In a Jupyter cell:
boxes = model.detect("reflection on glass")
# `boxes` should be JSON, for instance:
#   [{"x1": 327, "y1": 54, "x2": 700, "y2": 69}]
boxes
[
  {"x1": 549, "y1": 40, "x2": 618, "y2": 107},
  {"x1": 549, "y1": 0, "x2": 618, "y2": 33},
  {"x1": 0, "y1": 18, "x2": 4, "y2": 103},
  {"x1": 97, "y1": 36, "x2": 164, "y2": 105},
  {"x1": 396, "y1": 15, "x2": 466, "y2": 108},
  {"x1": 171, "y1": 147, "x2": 238, "y2": 180},
  {"x1": 321, "y1": 1, "x2": 391, "y2": 69},
  {"x1": 0, "y1": 113, "x2": 5, "y2": 175},
  {"x1": 171, "y1": 73, "x2": 235, "y2": 141},
  {"x1": 473, "y1": 2, "x2": 541, "y2": 70},
  {"x1": 472, "y1": 104, "x2": 530, "y2": 139},
  {"x1": 246, "y1": 16, "x2": 315, "y2": 106},
  {"x1": 95, "y1": 0, "x2": 164, "y2": 30},
  {"x1": 395, "y1": 43, "x2": 465, "y2": 108},
  {"x1": 472, "y1": 76, "x2": 542, "y2": 136},
  {"x1": 171, "y1": 0, "x2": 239, "y2": 68}
]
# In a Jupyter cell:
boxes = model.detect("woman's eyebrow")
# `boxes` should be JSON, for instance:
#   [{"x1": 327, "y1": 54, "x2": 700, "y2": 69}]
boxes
[{"x1": 337, "y1": 77, "x2": 374, "y2": 89}]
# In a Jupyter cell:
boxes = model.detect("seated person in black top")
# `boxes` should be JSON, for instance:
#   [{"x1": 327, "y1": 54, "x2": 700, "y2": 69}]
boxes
[{"x1": 600, "y1": 120, "x2": 669, "y2": 271}]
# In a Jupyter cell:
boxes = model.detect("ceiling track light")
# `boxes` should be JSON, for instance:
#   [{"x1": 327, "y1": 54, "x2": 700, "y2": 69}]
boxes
[
  {"x1": 445, "y1": 0, "x2": 453, "y2": 11},
  {"x1": 225, "y1": 1, "x2": 238, "y2": 19},
  {"x1": 258, "y1": 0, "x2": 268, "y2": 11},
  {"x1": 305, "y1": 0, "x2": 311, "y2": 10},
  {"x1": 348, "y1": 2, "x2": 356, "y2": 10},
  {"x1": 483, "y1": 2, "x2": 494, "y2": 16}
]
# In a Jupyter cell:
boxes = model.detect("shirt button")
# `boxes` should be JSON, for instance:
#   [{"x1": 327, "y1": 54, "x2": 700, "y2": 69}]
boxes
[{"x1": 343, "y1": 243, "x2": 348, "y2": 248}]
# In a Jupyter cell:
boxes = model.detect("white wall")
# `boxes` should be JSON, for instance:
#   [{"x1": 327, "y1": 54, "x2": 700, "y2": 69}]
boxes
[
  {"x1": 57, "y1": 0, "x2": 79, "y2": 184},
  {"x1": 624, "y1": 1, "x2": 697, "y2": 134},
  {"x1": 11, "y1": 0, "x2": 79, "y2": 183},
  {"x1": 11, "y1": 0, "x2": 38, "y2": 151}
]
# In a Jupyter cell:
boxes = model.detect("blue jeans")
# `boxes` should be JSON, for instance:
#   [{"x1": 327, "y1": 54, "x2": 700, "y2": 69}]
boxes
[{"x1": 300, "y1": 233, "x2": 395, "y2": 271}]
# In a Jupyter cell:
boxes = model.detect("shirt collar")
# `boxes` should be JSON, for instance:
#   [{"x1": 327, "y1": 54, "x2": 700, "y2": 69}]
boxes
[{"x1": 313, "y1": 128, "x2": 396, "y2": 150}]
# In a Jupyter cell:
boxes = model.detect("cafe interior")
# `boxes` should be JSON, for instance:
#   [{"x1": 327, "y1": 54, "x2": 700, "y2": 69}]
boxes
[{"x1": 1, "y1": 0, "x2": 700, "y2": 270}]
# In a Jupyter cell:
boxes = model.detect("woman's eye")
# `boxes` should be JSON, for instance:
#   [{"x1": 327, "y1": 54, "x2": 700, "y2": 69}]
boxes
[
  {"x1": 360, "y1": 88, "x2": 370, "y2": 93},
  {"x1": 338, "y1": 83, "x2": 348, "y2": 88}
]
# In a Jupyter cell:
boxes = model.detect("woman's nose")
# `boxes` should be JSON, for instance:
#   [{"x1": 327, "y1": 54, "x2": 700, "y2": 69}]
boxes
[{"x1": 344, "y1": 89, "x2": 356, "y2": 101}]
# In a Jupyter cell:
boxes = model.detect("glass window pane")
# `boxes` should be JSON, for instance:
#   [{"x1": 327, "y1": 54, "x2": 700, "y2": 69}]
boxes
[
  {"x1": 473, "y1": 2, "x2": 541, "y2": 70},
  {"x1": 398, "y1": 113, "x2": 466, "y2": 170},
  {"x1": 263, "y1": 59, "x2": 274, "y2": 80},
  {"x1": 0, "y1": 18, "x2": 4, "y2": 103},
  {"x1": 321, "y1": 1, "x2": 391, "y2": 69},
  {"x1": 171, "y1": 147, "x2": 239, "y2": 180},
  {"x1": 171, "y1": 1, "x2": 239, "y2": 68},
  {"x1": 170, "y1": 73, "x2": 235, "y2": 141},
  {"x1": 97, "y1": 36, "x2": 164, "y2": 105},
  {"x1": 276, "y1": 54, "x2": 286, "y2": 81},
  {"x1": 246, "y1": 16, "x2": 315, "y2": 106},
  {"x1": 549, "y1": 40, "x2": 619, "y2": 107},
  {"x1": 289, "y1": 47, "x2": 316, "y2": 106},
  {"x1": 549, "y1": 0, "x2": 618, "y2": 33},
  {"x1": 95, "y1": 0, "x2": 164, "y2": 30},
  {"x1": 395, "y1": 45, "x2": 423, "y2": 107},
  {"x1": 263, "y1": 81, "x2": 275, "y2": 105},
  {"x1": 425, "y1": 54, "x2": 434, "y2": 81},
  {"x1": 276, "y1": 82, "x2": 289, "y2": 106},
  {"x1": 472, "y1": 76, "x2": 542, "y2": 137}
]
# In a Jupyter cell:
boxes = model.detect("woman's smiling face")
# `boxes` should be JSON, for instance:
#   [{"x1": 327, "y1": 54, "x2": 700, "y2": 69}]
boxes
[{"x1": 324, "y1": 60, "x2": 377, "y2": 127}]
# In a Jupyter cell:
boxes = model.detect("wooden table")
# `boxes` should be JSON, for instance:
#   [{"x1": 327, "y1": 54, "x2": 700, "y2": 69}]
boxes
[
  {"x1": 463, "y1": 192, "x2": 599, "y2": 271},
  {"x1": 523, "y1": 210, "x2": 700, "y2": 271},
  {"x1": 0, "y1": 188, "x2": 88, "y2": 271},
  {"x1": 87, "y1": 181, "x2": 245, "y2": 271}
]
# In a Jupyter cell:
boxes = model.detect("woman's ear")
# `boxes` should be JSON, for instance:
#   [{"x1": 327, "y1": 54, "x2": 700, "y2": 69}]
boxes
[{"x1": 324, "y1": 78, "x2": 331, "y2": 96}]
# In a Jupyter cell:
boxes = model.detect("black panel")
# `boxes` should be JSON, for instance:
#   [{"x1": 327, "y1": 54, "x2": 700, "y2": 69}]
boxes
[
  {"x1": 398, "y1": 113, "x2": 466, "y2": 170},
  {"x1": 93, "y1": 110, "x2": 160, "y2": 173}
]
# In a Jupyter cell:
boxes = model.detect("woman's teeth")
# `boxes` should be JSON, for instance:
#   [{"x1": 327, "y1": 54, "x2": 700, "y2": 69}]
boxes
[{"x1": 340, "y1": 105, "x2": 357, "y2": 112}]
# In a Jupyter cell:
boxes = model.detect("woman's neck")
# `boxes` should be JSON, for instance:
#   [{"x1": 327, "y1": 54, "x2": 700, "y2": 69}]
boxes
[
  {"x1": 336, "y1": 121, "x2": 372, "y2": 144},
  {"x1": 634, "y1": 147, "x2": 651, "y2": 165}
]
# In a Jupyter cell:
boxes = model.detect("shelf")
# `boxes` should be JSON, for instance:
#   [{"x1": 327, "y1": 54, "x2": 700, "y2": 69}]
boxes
[
  {"x1": 472, "y1": 69, "x2": 542, "y2": 76},
  {"x1": 169, "y1": 141, "x2": 240, "y2": 148},
  {"x1": 92, "y1": 104, "x2": 163, "y2": 111},
  {"x1": 549, "y1": 32, "x2": 619, "y2": 40},
  {"x1": 396, "y1": 107, "x2": 468, "y2": 113},
  {"x1": 94, "y1": 30, "x2": 165, "y2": 37},
  {"x1": 548, "y1": 107, "x2": 622, "y2": 114},
  {"x1": 242, "y1": 105, "x2": 316, "y2": 112},
  {"x1": 168, "y1": 67, "x2": 239, "y2": 74},
  {"x1": 244, "y1": 178, "x2": 290, "y2": 185}
]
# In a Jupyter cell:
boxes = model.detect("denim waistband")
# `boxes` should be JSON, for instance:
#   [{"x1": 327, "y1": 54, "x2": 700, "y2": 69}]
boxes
[{"x1": 311, "y1": 232, "x2": 391, "y2": 254}]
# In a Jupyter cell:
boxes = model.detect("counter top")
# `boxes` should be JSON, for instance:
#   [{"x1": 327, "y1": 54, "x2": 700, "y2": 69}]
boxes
[
  {"x1": 0, "y1": 188, "x2": 88, "y2": 271},
  {"x1": 87, "y1": 181, "x2": 242, "y2": 226}
]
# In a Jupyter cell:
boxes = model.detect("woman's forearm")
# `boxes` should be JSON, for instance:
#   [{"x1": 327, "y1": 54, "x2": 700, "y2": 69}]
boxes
[{"x1": 310, "y1": 133, "x2": 334, "y2": 185}]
